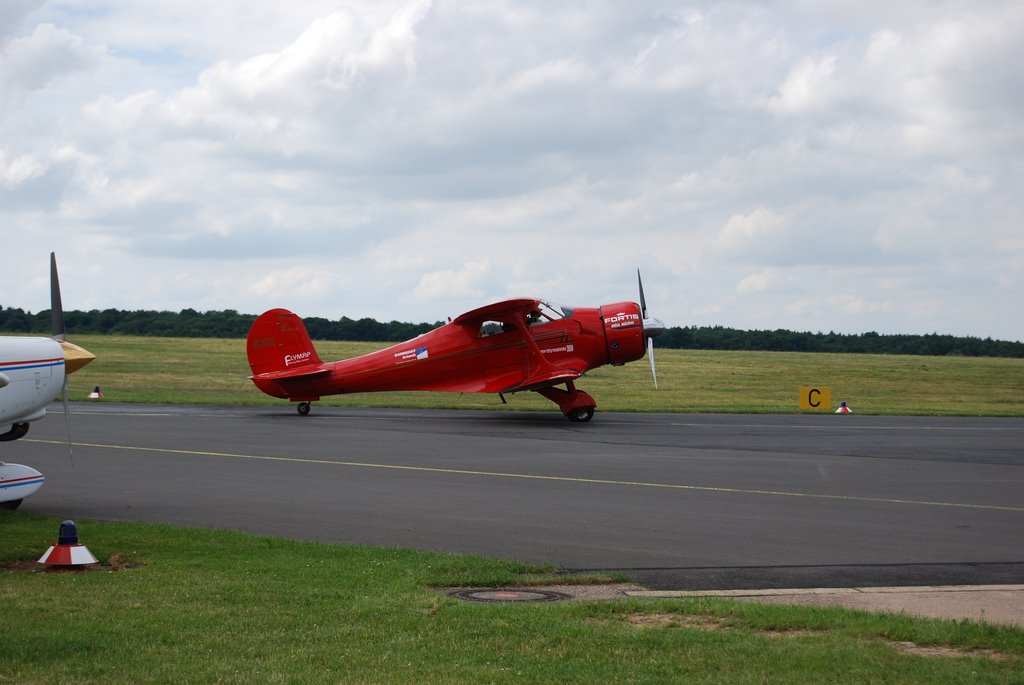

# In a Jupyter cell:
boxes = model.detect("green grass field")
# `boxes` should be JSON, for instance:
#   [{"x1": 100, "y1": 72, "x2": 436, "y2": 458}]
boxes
[
  {"x1": 63, "y1": 334, "x2": 1024, "y2": 416},
  {"x1": 5, "y1": 335, "x2": 1024, "y2": 682},
  {"x1": 3, "y1": 512, "x2": 1022, "y2": 684}
]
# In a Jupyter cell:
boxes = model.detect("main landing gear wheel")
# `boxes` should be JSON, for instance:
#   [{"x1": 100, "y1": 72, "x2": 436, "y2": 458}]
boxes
[
  {"x1": 567, "y1": 408, "x2": 595, "y2": 423},
  {"x1": 297, "y1": 402, "x2": 311, "y2": 416}
]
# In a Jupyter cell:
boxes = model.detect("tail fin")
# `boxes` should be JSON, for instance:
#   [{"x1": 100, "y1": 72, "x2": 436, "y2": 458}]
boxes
[{"x1": 246, "y1": 308, "x2": 323, "y2": 377}]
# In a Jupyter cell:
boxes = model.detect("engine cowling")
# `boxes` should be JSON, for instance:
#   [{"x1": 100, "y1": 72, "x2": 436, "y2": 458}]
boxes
[{"x1": 600, "y1": 301, "x2": 646, "y2": 366}]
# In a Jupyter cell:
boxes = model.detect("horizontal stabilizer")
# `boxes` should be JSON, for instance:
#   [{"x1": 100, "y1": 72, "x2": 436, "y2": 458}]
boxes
[{"x1": 252, "y1": 364, "x2": 331, "y2": 382}]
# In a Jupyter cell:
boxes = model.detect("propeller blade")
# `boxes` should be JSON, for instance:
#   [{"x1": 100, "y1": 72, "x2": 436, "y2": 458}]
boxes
[
  {"x1": 637, "y1": 268, "x2": 665, "y2": 339},
  {"x1": 648, "y1": 337, "x2": 658, "y2": 389},
  {"x1": 637, "y1": 269, "x2": 648, "y2": 319},
  {"x1": 51, "y1": 252, "x2": 66, "y2": 341},
  {"x1": 638, "y1": 268, "x2": 662, "y2": 389},
  {"x1": 49, "y1": 252, "x2": 96, "y2": 374}
]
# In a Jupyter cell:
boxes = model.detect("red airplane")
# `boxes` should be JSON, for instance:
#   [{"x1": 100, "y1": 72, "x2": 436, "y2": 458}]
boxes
[{"x1": 246, "y1": 273, "x2": 664, "y2": 422}]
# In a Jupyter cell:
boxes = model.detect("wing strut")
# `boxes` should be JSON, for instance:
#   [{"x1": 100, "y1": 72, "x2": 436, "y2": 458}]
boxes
[{"x1": 500, "y1": 309, "x2": 581, "y2": 392}]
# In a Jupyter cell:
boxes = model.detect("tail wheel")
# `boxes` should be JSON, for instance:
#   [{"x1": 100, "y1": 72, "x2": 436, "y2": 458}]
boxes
[
  {"x1": 297, "y1": 402, "x2": 311, "y2": 416},
  {"x1": 567, "y1": 408, "x2": 594, "y2": 423}
]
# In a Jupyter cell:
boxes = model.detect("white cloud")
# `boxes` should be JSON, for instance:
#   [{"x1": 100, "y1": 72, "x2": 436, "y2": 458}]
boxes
[
  {"x1": 249, "y1": 266, "x2": 333, "y2": 299},
  {"x1": 0, "y1": 1, "x2": 45, "y2": 43},
  {"x1": 0, "y1": 22, "x2": 98, "y2": 108},
  {"x1": 768, "y1": 55, "x2": 838, "y2": 114},
  {"x1": 0, "y1": 1, "x2": 1022, "y2": 341},
  {"x1": 736, "y1": 269, "x2": 795, "y2": 294},
  {"x1": 0, "y1": 150, "x2": 46, "y2": 187},
  {"x1": 413, "y1": 261, "x2": 489, "y2": 302},
  {"x1": 716, "y1": 207, "x2": 787, "y2": 252}
]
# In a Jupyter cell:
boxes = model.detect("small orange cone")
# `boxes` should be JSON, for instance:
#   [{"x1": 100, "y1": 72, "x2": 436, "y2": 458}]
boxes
[
  {"x1": 38, "y1": 520, "x2": 98, "y2": 567},
  {"x1": 88, "y1": 385, "x2": 103, "y2": 399},
  {"x1": 835, "y1": 401, "x2": 853, "y2": 414}
]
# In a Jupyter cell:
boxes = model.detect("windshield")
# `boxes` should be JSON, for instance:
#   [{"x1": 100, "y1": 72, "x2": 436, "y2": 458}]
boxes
[
  {"x1": 532, "y1": 301, "x2": 574, "y2": 323},
  {"x1": 481, "y1": 301, "x2": 576, "y2": 335}
]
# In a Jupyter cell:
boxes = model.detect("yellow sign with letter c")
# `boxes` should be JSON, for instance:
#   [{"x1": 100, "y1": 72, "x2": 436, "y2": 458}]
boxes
[{"x1": 799, "y1": 387, "x2": 832, "y2": 411}]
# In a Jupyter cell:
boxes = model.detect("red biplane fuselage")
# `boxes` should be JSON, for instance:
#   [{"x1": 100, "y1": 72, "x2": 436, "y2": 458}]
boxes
[{"x1": 247, "y1": 292, "x2": 662, "y2": 421}]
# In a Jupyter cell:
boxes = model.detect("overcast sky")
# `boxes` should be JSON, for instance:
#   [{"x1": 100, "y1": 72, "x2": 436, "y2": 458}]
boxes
[{"x1": 2, "y1": 1, "x2": 1022, "y2": 341}]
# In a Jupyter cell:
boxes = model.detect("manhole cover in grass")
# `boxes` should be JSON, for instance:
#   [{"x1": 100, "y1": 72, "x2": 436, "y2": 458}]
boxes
[{"x1": 450, "y1": 588, "x2": 569, "y2": 603}]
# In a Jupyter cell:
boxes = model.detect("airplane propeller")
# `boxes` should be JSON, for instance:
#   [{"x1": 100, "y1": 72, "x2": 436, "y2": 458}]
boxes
[
  {"x1": 49, "y1": 252, "x2": 95, "y2": 462},
  {"x1": 637, "y1": 270, "x2": 664, "y2": 389},
  {"x1": 51, "y1": 253, "x2": 95, "y2": 374}
]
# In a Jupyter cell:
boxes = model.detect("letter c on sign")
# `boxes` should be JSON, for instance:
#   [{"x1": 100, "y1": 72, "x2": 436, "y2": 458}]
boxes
[{"x1": 799, "y1": 386, "x2": 831, "y2": 411}]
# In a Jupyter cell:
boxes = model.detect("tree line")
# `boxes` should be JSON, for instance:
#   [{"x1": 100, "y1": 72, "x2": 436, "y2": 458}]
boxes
[
  {"x1": 1, "y1": 305, "x2": 1021, "y2": 358},
  {"x1": 658, "y1": 326, "x2": 1024, "y2": 358}
]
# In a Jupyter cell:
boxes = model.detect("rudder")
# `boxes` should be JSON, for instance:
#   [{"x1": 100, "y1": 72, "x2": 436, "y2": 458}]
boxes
[{"x1": 246, "y1": 308, "x2": 323, "y2": 377}]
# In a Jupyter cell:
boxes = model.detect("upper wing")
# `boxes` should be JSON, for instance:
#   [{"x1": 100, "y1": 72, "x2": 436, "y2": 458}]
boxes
[{"x1": 451, "y1": 298, "x2": 541, "y2": 326}]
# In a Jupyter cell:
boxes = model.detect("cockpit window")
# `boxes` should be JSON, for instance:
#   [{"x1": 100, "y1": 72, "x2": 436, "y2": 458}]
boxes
[{"x1": 479, "y1": 321, "x2": 513, "y2": 337}]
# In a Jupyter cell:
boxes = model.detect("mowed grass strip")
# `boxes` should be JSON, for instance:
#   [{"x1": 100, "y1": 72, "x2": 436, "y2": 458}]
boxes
[
  {"x1": 61, "y1": 335, "x2": 1024, "y2": 416},
  {"x1": 3, "y1": 512, "x2": 1023, "y2": 684}
]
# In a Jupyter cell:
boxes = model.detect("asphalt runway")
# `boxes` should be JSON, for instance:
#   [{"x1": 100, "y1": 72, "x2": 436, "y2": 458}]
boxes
[{"x1": 14, "y1": 403, "x2": 1024, "y2": 590}]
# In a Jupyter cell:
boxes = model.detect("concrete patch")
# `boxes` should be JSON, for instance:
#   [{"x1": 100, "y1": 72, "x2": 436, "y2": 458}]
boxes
[{"x1": 625, "y1": 585, "x2": 1024, "y2": 627}]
